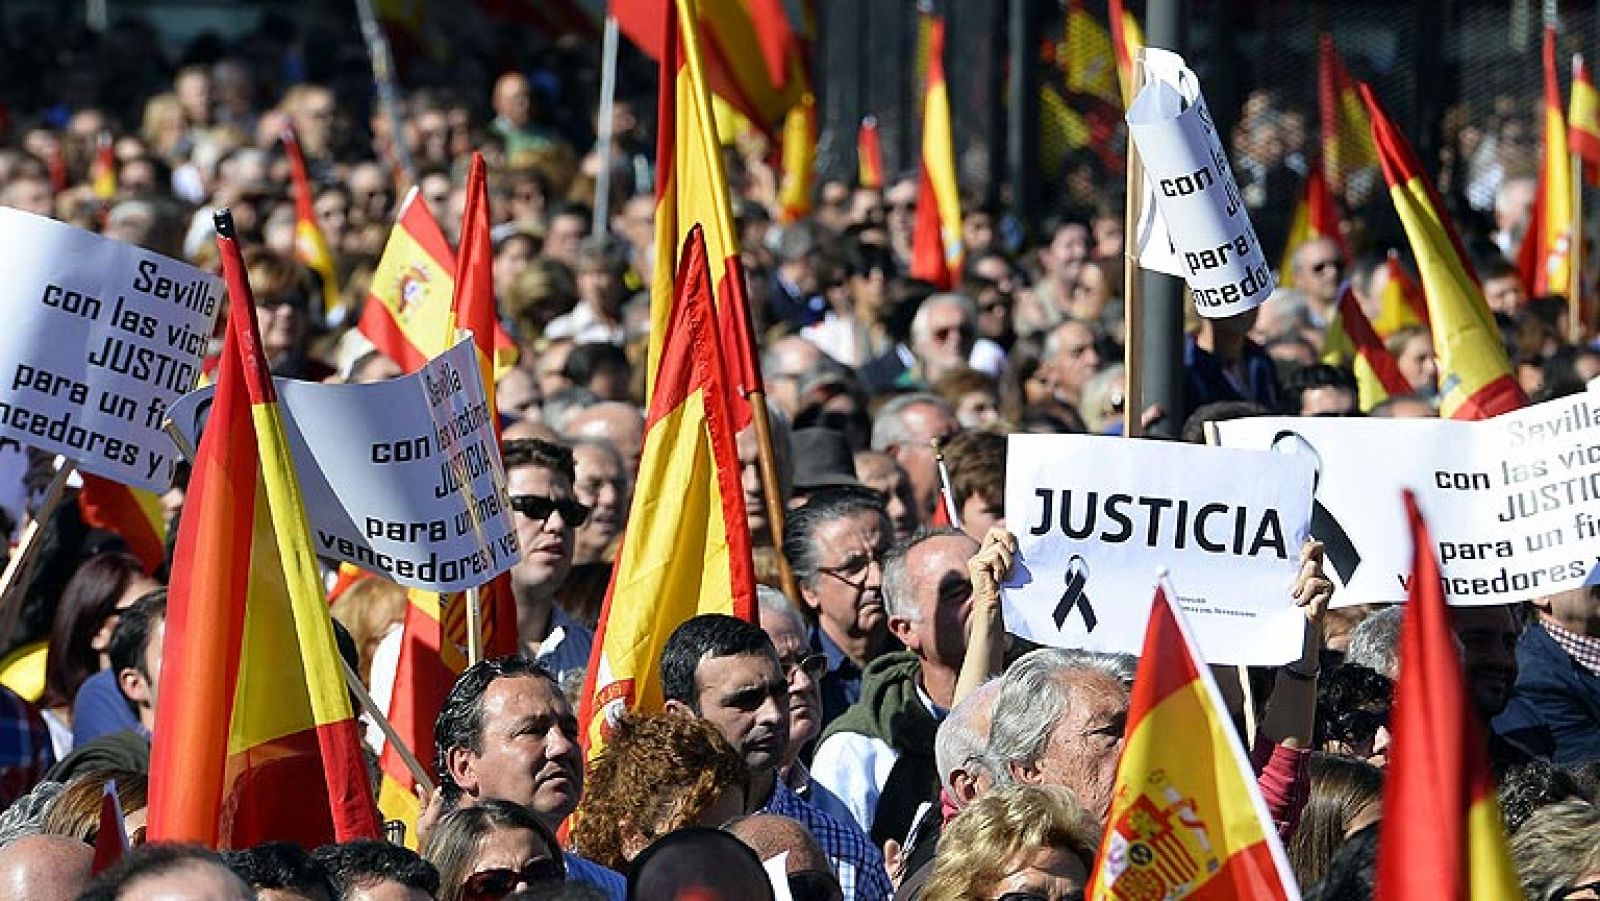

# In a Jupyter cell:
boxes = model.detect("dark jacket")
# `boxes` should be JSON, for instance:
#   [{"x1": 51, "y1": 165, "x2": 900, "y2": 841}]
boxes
[
  {"x1": 819, "y1": 651, "x2": 942, "y2": 847},
  {"x1": 1495, "y1": 622, "x2": 1600, "y2": 765}
]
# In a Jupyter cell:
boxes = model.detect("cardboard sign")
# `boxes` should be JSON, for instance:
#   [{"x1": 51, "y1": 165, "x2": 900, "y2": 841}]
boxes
[
  {"x1": 1214, "y1": 393, "x2": 1600, "y2": 606},
  {"x1": 0, "y1": 208, "x2": 223, "y2": 492},
  {"x1": 171, "y1": 338, "x2": 518, "y2": 592},
  {"x1": 1127, "y1": 48, "x2": 1274, "y2": 317},
  {"x1": 1003, "y1": 435, "x2": 1314, "y2": 665}
]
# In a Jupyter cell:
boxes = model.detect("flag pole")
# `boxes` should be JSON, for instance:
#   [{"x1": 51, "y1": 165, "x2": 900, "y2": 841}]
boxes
[
  {"x1": 749, "y1": 391, "x2": 804, "y2": 603},
  {"x1": 592, "y1": 16, "x2": 621, "y2": 238},
  {"x1": 1572, "y1": 152, "x2": 1585, "y2": 344},
  {"x1": 1122, "y1": 53, "x2": 1148, "y2": 438},
  {"x1": 465, "y1": 586, "x2": 483, "y2": 665},
  {"x1": 0, "y1": 458, "x2": 76, "y2": 648},
  {"x1": 353, "y1": 0, "x2": 416, "y2": 188}
]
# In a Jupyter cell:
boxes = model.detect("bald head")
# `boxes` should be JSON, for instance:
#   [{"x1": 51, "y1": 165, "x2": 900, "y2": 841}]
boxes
[
  {"x1": 564, "y1": 401, "x2": 645, "y2": 477},
  {"x1": 502, "y1": 418, "x2": 561, "y2": 443},
  {"x1": 0, "y1": 834, "x2": 94, "y2": 901},
  {"x1": 727, "y1": 814, "x2": 831, "y2": 874}
]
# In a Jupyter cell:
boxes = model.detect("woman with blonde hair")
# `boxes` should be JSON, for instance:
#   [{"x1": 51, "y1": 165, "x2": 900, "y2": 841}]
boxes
[
  {"x1": 922, "y1": 784, "x2": 1099, "y2": 901},
  {"x1": 423, "y1": 799, "x2": 566, "y2": 901}
]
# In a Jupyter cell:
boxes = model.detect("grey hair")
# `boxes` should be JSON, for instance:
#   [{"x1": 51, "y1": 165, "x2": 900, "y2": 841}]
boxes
[
  {"x1": 1344, "y1": 606, "x2": 1404, "y2": 679},
  {"x1": 755, "y1": 584, "x2": 806, "y2": 634},
  {"x1": 879, "y1": 527, "x2": 969, "y2": 622},
  {"x1": 1510, "y1": 800, "x2": 1600, "y2": 901},
  {"x1": 870, "y1": 393, "x2": 954, "y2": 452},
  {"x1": 986, "y1": 648, "x2": 1135, "y2": 785},
  {"x1": 781, "y1": 485, "x2": 890, "y2": 592},
  {"x1": 1042, "y1": 318, "x2": 1094, "y2": 359},
  {"x1": 909, "y1": 292, "x2": 977, "y2": 343},
  {"x1": 935, "y1": 678, "x2": 1004, "y2": 799}
]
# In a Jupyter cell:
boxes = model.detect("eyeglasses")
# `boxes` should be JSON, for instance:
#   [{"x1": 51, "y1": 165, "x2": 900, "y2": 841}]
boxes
[
  {"x1": 1309, "y1": 259, "x2": 1342, "y2": 274},
  {"x1": 509, "y1": 494, "x2": 591, "y2": 527},
  {"x1": 1554, "y1": 881, "x2": 1600, "y2": 900},
  {"x1": 933, "y1": 326, "x2": 974, "y2": 343},
  {"x1": 818, "y1": 551, "x2": 885, "y2": 589},
  {"x1": 462, "y1": 858, "x2": 566, "y2": 901},
  {"x1": 783, "y1": 653, "x2": 828, "y2": 684}
]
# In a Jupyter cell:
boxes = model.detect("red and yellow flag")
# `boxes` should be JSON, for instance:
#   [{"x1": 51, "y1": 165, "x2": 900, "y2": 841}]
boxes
[
  {"x1": 858, "y1": 116, "x2": 884, "y2": 189},
  {"x1": 1091, "y1": 583, "x2": 1297, "y2": 900},
  {"x1": 284, "y1": 127, "x2": 342, "y2": 323},
  {"x1": 1277, "y1": 166, "x2": 1342, "y2": 288},
  {"x1": 1322, "y1": 284, "x2": 1414, "y2": 411},
  {"x1": 1062, "y1": 0, "x2": 1120, "y2": 108},
  {"x1": 358, "y1": 189, "x2": 457, "y2": 373},
  {"x1": 647, "y1": 0, "x2": 762, "y2": 421},
  {"x1": 1371, "y1": 254, "x2": 1430, "y2": 338},
  {"x1": 1361, "y1": 82, "x2": 1526, "y2": 420},
  {"x1": 77, "y1": 473, "x2": 166, "y2": 576},
  {"x1": 376, "y1": 152, "x2": 520, "y2": 843},
  {"x1": 909, "y1": 14, "x2": 962, "y2": 290},
  {"x1": 1319, "y1": 35, "x2": 1378, "y2": 194},
  {"x1": 1570, "y1": 53, "x2": 1600, "y2": 186},
  {"x1": 1517, "y1": 25, "x2": 1575, "y2": 299},
  {"x1": 1107, "y1": 0, "x2": 1144, "y2": 108},
  {"x1": 147, "y1": 215, "x2": 380, "y2": 849},
  {"x1": 1374, "y1": 492, "x2": 1519, "y2": 900},
  {"x1": 90, "y1": 131, "x2": 116, "y2": 200},
  {"x1": 777, "y1": 88, "x2": 816, "y2": 224},
  {"x1": 612, "y1": 0, "x2": 803, "y2": 131},
  {"x1": 578, "y1": 226, "x2": 756, "y2": 760}
]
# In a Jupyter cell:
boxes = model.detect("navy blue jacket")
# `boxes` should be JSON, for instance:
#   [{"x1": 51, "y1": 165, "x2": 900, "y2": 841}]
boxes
[{"x1": 1494, "y1": 622, "x2": 1600, "y2": 765}]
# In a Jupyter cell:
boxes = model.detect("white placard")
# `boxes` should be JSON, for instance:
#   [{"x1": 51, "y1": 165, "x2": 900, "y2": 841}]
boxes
[
  {"x1": 0, "y1": 208, "x2": 223, "y2": 492},
  {"x1": 170, "y1": 338, "x2": 518, "y2": 593},
  {"x1": 1214, "y1": 393, "x2": 1600, "y2": 606},
  {"x1": 1127, "y1": 48, "x2": 1274, "y2": 317},
  {"x1": 1003, "y1": 435, "x2": 1314, "y2": 665}
]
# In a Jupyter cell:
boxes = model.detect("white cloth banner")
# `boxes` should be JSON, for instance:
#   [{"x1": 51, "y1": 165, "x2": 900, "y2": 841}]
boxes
[
  {"x1": 0, "y1": 208, "x2": 223, "y2": 492},
  {"x1": 1214, "y1": 393, "x2": 1600, "y2": 606},
  {"x1": 171, "y1": 337, "x2": 518, "y2": 593},
  {"x1": 1127, "y1": 48, "x2": 1274, "y2": 317},
  {"x1": 1002, "y1": 435, "x2": 1313, "y2": 665}
]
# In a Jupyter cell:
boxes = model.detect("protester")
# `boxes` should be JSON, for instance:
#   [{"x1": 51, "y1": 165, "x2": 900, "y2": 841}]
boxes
[
  {"x1": 920, "y1": 785, "x2": 1098, "y2": 901},
  {"x1": 0, "y1": 833, "x2": 93, "y2": 901},
  {"x1": 625, "y1": 827, "x2": 775, "y2": 901},
  {"x1": 81, "y1": 843, "x2": 253, "y2": 901},
  {"x1": 1287, "y1": 754, "x2": 1384, "y2": 889},
  {"x1": 224, "y1": 842, "x2": 337, "y2": 901},
  {"x1": 313, "y1": 839, "x2": 440, "y2": 901},
  {"x1": 1509, "y1": 800, "x2": 1600, "y2": 900},
  {"x1": 424, "y1": 799, "x2": 567, "y2": 901}
]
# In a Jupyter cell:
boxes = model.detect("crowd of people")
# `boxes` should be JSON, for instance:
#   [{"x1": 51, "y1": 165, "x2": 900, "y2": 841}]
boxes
[{"x1": 0, "y1": 6, "x2": 1598, "y2": 901}]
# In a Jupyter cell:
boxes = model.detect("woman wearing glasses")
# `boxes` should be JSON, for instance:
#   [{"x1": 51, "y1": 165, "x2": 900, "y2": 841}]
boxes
[{"x1": 424, "y1": 799, "x2": 567, "y2": 901}]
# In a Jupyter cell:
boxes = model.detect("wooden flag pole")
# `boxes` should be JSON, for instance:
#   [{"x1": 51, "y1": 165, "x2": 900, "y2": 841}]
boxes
[
  {"x1": 1572, "y1": 153, "x2": 1585, "y2": 344},
  {"x1": 749, "y1": 390, "x2": 804, "y2": 605},
  {"x1": 0, "y1": 458, "x2": 76, "y2": 649},
  {"x1": 1122, "y1": 53, "x2": 1149, "y2": 438},
  {"x1": 164, "y1": 417, "x2": 435, "y2": 792}
]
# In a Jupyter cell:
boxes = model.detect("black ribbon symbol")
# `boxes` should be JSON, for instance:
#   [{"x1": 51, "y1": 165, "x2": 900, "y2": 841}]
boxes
[
  {"x1": 1055, "y1": 555, "x2": 1098, "y2": 632},
  {"x1": 1272, "y1": 430, "x2": 1362, "y2": 584}
]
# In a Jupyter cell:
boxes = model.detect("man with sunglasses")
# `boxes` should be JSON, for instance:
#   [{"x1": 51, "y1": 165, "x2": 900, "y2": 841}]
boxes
[
  {"x1": 1287, "y1": 236, "x2": 1343, "y2": 328},
  {"x1": 503, "y1": 439, "x2": 593, "y2": 694}
]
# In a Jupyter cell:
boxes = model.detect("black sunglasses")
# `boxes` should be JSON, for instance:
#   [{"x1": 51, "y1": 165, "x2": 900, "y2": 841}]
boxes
[
  {"x1": 508, "y1": 494, "x2": 590, "y2": 527},
  {"x1": 784, "y1": 653, "x2": 828, "y2": 684},
  {"x1": 462, "y1": 858, "x2": 565, "y2": 901}
]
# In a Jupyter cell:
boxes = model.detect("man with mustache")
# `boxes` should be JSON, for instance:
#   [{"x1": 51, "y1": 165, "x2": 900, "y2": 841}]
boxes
[
  {"x1": 663, "y1": 614, "x2": 893, "y2": 900},
  {"x1": 504, "y1": 438, "x2": 593, "y2": 693}
]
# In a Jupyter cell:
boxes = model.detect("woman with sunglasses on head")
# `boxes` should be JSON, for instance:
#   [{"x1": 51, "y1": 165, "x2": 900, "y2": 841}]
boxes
[
  {"x1": 424, "y1": 799, "x2": 567, "y2": 901},
  {"x1": 921, "y1": 784, "x2": 1098, "y2": 901}
]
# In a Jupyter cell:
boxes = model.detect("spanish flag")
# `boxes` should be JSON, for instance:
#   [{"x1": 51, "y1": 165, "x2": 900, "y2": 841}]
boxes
[
  {"x1": 1062, "y1": 0, "x2": 1120, "y2": 108},
  {"x1": 1361, "y1": 83, "x2": 1526, "y2": 420},
  {"x1": 357, "y1": 188, "x2": 457, "y2": 373},
  {"x1": 1319, "y1": 35, "x2": 1378, "y2": 194},
  {"x1": 1371, "y1": 254, "x2": 1430, "y2": 338},
  {"x1": 646, "y1": 0, "x2": 762, "y2": 420},
  {"x1": 612, "y1": 0, "x2": 803, "y2": 131},
  {"x1": 1321, "y1": 283, "x2": 1413, "y2": 412},
  {"x1": 90, "y1": 131, "x2": 116, "y2": 200},
  {"x1": 284, "y1": 127, "x2": 342, "y2": 324},
  {"x1": 77, "y1": 473, "x2": 166, "y2": 576},
  {"x1": 147, "y1": 211, "x2": 380, "y2": 848},
  {"x1": 858, "y1": 116, "x2": 884, "y2": 189},
  {"x1": 1107, "y1": 0, "x2": 1144, "y2": 108},
  {"x1": 1374, "y1": 492, "x2": 1519, "y2": 900},
  {"x1": 1570, "y1": 53, "x2": 1600, "y2": 186},
  {"x1": 376, "y1": 153, "x2": 520, "y2": 844},
  {"x1": 1090, "y1": 583, "x2": 1297, "y2": 900},
  {"x1": 1277, "y1": 166, "x2": 1341, "y2": 288},
  {"x1": 777, "y1": 88, "x2": 816, "y2": 224},
  {"x1": 578, "y1": 226, "x2": 755, "y2": 759},
  {"x1": 1516, "y1": 25, "x2": 1575, "y2": 299},
  {"x1": 909, "y1": 13, "x2": 962, "y2": 290}
]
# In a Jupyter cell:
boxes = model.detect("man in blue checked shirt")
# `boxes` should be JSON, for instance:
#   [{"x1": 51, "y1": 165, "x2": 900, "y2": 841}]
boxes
[{"x1": 662, "y1": 613, "x2": 893, "y2": 901}]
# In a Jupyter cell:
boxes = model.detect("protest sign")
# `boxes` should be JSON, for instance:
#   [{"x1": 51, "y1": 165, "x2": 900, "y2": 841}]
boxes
[
  {"x1": 1214, "y1": 392, "x2": 1600, "y2": 606},
  {"x1": 171, "y1": 337, "x2": 518, "y2": 593},
  {"x1": 0, "y1": 208, "x2": 222, "y2": 493},
  {"x1": 1003, "y1": 435, "x2": 1314, "y2": 665},
  {"x1": 1127, "y1": 48, "x2": 1274, "y2": 317}
]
